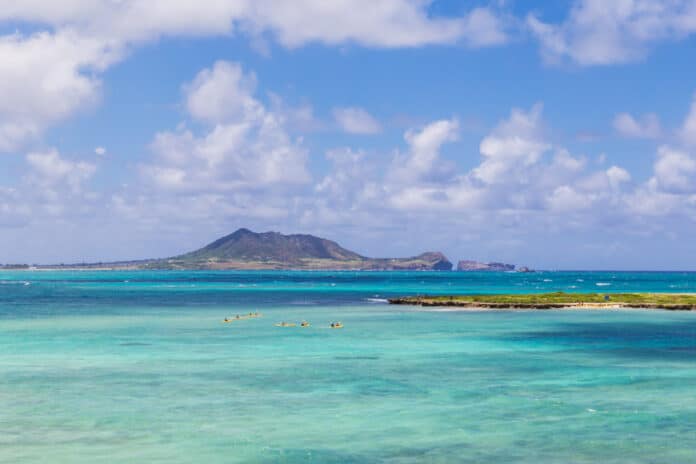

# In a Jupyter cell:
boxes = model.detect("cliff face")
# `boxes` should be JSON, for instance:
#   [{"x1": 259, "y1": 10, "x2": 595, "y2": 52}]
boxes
[
  {"x1": 457, "y1": 260, "x2": 515, "y2": 272},
  {"x1": 146, "y1": 229, "x2": 453, "y2": 271}
]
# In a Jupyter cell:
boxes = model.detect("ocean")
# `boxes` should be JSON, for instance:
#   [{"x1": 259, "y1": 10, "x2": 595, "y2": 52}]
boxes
[{"x1": 1, "y1": 270, "x2": 696, "y2": 463}]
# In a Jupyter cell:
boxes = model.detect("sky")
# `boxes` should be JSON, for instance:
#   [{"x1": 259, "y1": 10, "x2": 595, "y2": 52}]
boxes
[{"x1": 1, "y1": 0, "x2": 696, "y2": 270}]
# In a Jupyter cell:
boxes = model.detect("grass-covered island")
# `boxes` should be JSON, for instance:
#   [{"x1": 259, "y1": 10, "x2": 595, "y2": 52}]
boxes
[{"x1": 389, "y1": 292, "x2": 696, "y2": 310}]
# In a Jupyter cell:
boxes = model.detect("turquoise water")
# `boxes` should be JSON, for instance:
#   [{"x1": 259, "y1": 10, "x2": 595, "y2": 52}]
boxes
[{"x1": 1, "y1": 271, "x2": 696, "y2": 463}]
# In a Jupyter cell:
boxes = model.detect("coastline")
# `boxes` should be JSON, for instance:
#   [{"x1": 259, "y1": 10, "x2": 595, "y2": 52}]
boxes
[{"x1": 389, "y1": 293, "x2": 696, "y2": 311}]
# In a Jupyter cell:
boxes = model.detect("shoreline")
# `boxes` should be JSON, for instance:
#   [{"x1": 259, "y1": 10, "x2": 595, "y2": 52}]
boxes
[{"x1": 389, "y1": 293, "x2": 696, "y2": 311}]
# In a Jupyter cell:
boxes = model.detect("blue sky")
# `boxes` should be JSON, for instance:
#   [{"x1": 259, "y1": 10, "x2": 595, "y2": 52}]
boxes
[{"x1": 1, "y1": 0, "x2": 696, "y2": 269}]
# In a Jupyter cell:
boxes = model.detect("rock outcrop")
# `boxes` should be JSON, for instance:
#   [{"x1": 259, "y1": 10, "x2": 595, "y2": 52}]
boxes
[{"x1": 457, "y1": 260, "x2": 515, "y2": 272}]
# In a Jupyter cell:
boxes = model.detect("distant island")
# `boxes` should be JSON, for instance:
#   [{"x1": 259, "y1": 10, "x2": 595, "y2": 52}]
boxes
[
  {"x1": 0, "y1": 228, "x2": 534, "y2": 272},
  {"x1": 389, "y1": 292, "x2": 696, "y2": 311},
  {"x1": 5, "y1": 228, "x2": 454, "y2": 271},
  {"x1": 158, "y1": 228, "x2": 455, "y2": 270},
  {"x1": 457, "y1": 260, "x2": 515, "y2": 271}
]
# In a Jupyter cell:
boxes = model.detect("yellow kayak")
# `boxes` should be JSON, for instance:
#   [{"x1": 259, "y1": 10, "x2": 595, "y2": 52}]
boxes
[
  {"x1": 300, "y1": 322, "x2": 311, "y2": 328},
  {"x1": 330, "y1": 323, "x2": 344, "y2": 329},
  {"x1": 275, "y1": 322, "x2": 296, "y2": 327}
]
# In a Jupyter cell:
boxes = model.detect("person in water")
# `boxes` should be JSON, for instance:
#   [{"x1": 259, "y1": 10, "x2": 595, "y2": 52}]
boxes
[{"x1": 224, "y1": 317, "x2": 229, "y2": 322}]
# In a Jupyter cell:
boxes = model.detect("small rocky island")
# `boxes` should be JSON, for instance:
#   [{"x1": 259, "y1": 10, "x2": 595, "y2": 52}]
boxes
[
  {"x1": 389, "y1": 292, "x2": 696, "y2": 310},
  {"x1": 457, "y1": 260, "x2": 515, "y2": 271}
]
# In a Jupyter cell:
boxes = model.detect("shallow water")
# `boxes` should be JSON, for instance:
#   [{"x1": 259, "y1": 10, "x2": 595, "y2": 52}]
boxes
[{"x1": 1, "y1": 271, "x2": 696, "y2": 463}]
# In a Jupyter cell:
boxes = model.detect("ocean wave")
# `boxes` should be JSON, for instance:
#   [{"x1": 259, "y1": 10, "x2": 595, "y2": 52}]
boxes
[
  {"x1": 0, "y1": 280, "x2": 31, "y2": 286},
  {"x1": 543, "y1": 279, "x2": 552, "y2": 282},
  {"x1": 596, "y1": 282, "x2": 611, "y2": 287},
  {"x1": 365, "y1": 298, "x2": 389, "y2": 303}
]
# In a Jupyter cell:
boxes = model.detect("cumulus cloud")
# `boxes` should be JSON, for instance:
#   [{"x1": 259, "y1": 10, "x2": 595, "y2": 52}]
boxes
[
  {"x1": 474, "y1": 104, "x2": 550, "y2": 184},
  {"x1": 652, "y1": 146, "x2": 696, "y2": 193},
  {"x1": 1, "y1": 148, "x2": 100, "y2": 221},
  {"x1": 315, "y1": 104, "x2": 631, "y2": 219},
  {"x1": 613, "y1": 112, "x2": 662, "y2": 139},
  {"x1": 185, "y1": 61, "x2": 261, "y2": 124},
  {"x1": 25, "y1": 149, "x2": 96, "y2": 193},
  {"x1": 0, "y1": 187, "x2": 31, "y2": 227},
  {"x1": 389, "y1": 118, "x2": 459, "y2": 184},
  {"x1": 0, "y1": 30, "x2": 119, "y2": 152},
  {"x1": 679, "y1": 93, "x2": 696, "y2": 146},
  {"x1": 528, "y1": 0, "x2": 696, "y2": 66},
  {"x1": 140, "y1": 61, "x2": 310, "y2": 194},
  {"x1": 333, "y1": 107, "x2": 382, "y2": 135},
  {"x1": 0, "y1": 1, "x2": 508, "y2": 49},
  {"x1": 606, "y1": 165, "x2": 632, "y2": 190}
]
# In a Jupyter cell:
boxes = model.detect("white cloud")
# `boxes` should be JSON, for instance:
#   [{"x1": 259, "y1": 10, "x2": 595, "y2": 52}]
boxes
[
  {"x1": 547, "y1": 185, "x2": 594, "y2": 211},
  {"x1": 268, "y1": 94, "x2": 322, "y2": 133},
  {"x1": 474, "y1": 104, "x2": 550, "y2": 184},
  {"x1": 0, "y1": 187, "x2": 31, "y2": 227},
  {"x1": 460, "y1": 7, "x2": 509, "y2": 47},
  {"x1": 613, "y1": 112, "x2": 662, "y2": 139},
  {"x1": 25, "y1": 148, "x2": 96, "y2": 193},
  {"x1": 141, "y1": 61, "x2": 310, "y2": 193},
  {"x1": 6, "y1": 148, "x2": 101, "y2": 220},
  {"x1": 389, "y1": 118, "x2": 459, "y2": 184},
  {"x1": 625, "y1": 178, "x2": 682, "y2": 216},
  {"x1": 312, "y1": 103, "x2": 647, "y2": 229},
  {"x1": 528, "y1": 0, "x2": 696, "y2": 66},
  {"x1": 0, "y1": 1, "x2": 508, "y2": 49},
  {"x1": 94, "y1": 146, "x2": 106, "y2": 156},
  {"x1": 0, "y1": 30, "x2": 119, "y2": 152},
  {"x1": 333, "y1": 107, "x2": 382, "y2": 135},
  {"x1": 606, "y1": 165, "x2": 632, "y2": 190},
  {"x1": 185, "y1": 61, "x2": 261, "y2": 124},
  {"x1": 679, "y1": 93, "x2": 696, "y2": 145},
  {"x1": 652, "y1": 145, "x2": 696, "y2": 193}
]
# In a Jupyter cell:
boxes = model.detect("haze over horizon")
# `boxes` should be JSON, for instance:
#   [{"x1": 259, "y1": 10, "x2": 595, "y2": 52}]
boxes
[{"x1": 2, "y1": 1, "x2": 696, "y2": 270}]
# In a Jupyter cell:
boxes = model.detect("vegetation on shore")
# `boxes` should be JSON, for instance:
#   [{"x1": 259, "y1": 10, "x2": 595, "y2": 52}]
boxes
[{"x1": 389, "y1": 292, "x2": 696, "y2": 310}]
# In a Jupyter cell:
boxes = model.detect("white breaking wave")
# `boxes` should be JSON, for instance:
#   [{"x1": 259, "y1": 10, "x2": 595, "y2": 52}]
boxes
[{"x1": 596, "y1": 282, "x2": 611, "y2": 287}]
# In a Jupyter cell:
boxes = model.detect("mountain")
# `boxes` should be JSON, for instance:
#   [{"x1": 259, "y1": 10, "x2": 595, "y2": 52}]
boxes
[
  {"x1": 142, "y1": 228, "x2": 453, "y2": 271},
  {"x1": 457, "y1": 260, "x2": 515, "y2": 272}
]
